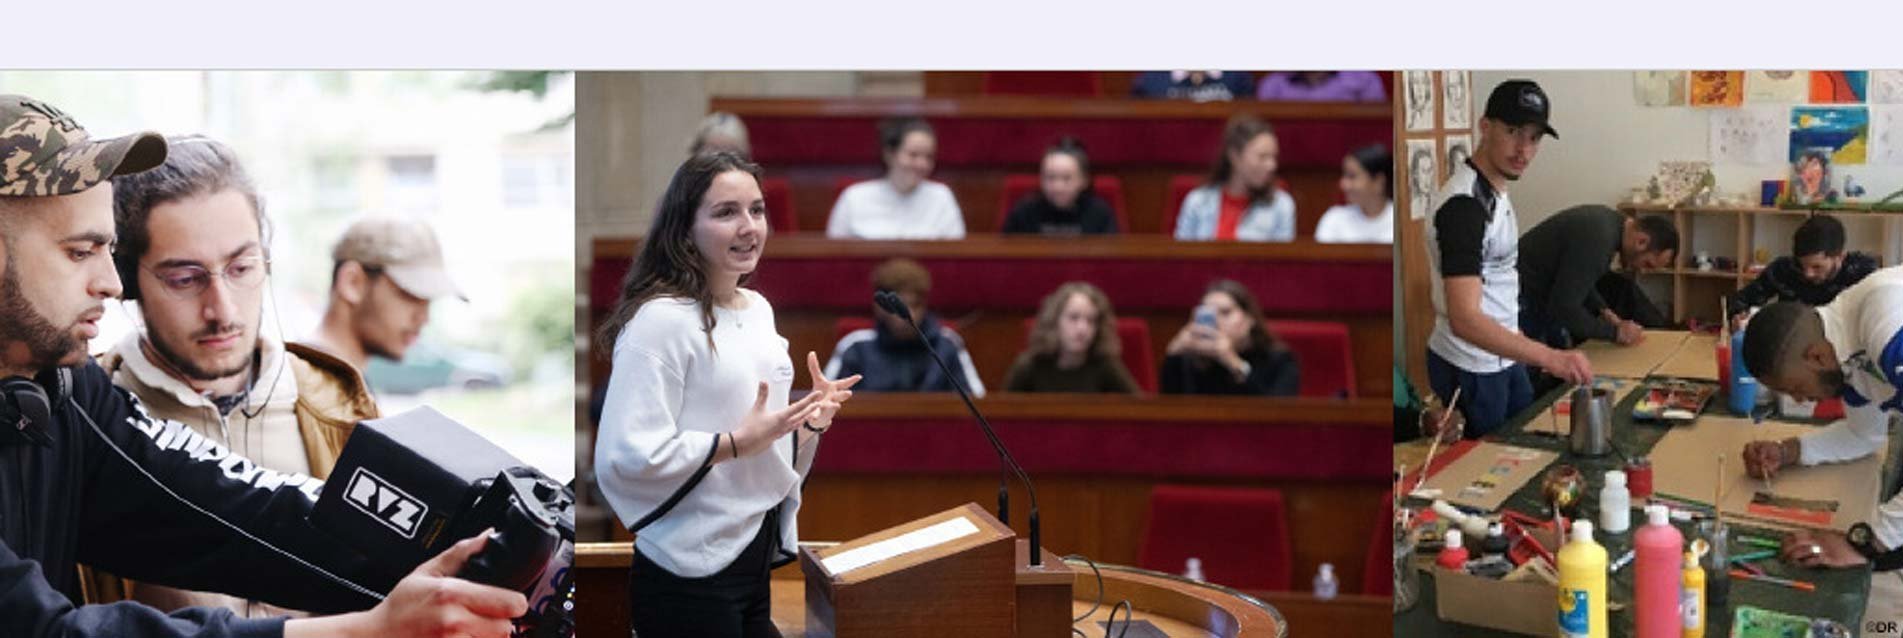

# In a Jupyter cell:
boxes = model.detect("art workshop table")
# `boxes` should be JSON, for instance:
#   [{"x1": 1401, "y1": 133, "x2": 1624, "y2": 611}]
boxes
[{"x1": 1393, "y1": 384, "x2": 1880, "y2": 637}]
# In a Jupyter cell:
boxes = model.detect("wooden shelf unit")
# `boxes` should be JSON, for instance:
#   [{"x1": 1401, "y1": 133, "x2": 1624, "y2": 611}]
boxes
[{"x1": 1617, "y1": 203, "x2": 1898, "y2": 325}]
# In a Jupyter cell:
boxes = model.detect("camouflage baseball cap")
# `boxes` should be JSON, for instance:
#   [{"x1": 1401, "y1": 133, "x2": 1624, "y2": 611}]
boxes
[
  {"x1": 332, "y1": 216, "x2": 467, "y2": 302},
  {"x1": 1, "y1": 94, "x2": 167, "y2": 197}
]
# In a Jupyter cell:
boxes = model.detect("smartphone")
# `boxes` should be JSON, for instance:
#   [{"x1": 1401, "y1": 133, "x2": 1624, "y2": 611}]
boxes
[{"x1": 1193, "y1": 305, "x2": 1217, "y2": 329}]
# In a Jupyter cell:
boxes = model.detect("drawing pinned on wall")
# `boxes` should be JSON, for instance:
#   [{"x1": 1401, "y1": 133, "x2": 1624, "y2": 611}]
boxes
[
  {"x1": 1406, "y1": 138, "x2": 1438, "y2": 220},
  {"x1": 1871, "y1": 70, "x2": 1903, "y2": 104},
  {"x1": 1710, "y1": 108, "x2": 1787, "y2": 166},
  {"x1": 1634, "y1": 71, "x2": 1687, "y2": 106},
  {"x1": 1441, "y1": 70, "x2": 1471, "y2": 130},
  {"x1": 1445, "y1": 134, "x2": 1473, "y2": 171},
  {"x1": 1690, "y1": 71, "x2": 1744, "y2": 107},
  {"x1": 1405, "y1": 71, "x2": 1435, "y2": 132},
  {"x1": 1871, "y1": 106, "x2": 1903, "y2": 166},
  {"x1": 1744, "y1": 71, "x2": 1808, "y2": 103},
  {"x1": 1809, "y1": 71, "x2": 1869, "y2": 104},
  {"x1": 1790, "y1": 106, "x2": 1869, "y2": 166}
]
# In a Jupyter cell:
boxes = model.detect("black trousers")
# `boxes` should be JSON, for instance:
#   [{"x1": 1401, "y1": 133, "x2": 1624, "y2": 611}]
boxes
[{"x1": 630, "y1": 509, "x2": 783, "y2": 638}]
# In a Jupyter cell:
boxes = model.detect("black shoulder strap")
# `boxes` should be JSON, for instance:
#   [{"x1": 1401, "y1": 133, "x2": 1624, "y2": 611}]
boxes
[{"x1": 628, "y1": 437, "x2": 722, "y2": 533}]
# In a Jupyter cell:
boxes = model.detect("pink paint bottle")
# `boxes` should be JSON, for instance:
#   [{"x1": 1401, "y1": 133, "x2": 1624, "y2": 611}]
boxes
[{"x1": 1634, "y1": 504, "x2": 1684, "y2": 638}]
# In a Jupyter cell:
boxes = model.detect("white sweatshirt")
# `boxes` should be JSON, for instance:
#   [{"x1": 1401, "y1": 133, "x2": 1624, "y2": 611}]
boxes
[
  {"x1": 1790, "y1": 267, "x2": 1903, "y2": 548},
  {"x1": 594, "y1": 290, "x2": 819, "y2": 577},
  {"x1": 826, "y1": 179, "x2": 966, "y2": 239}
]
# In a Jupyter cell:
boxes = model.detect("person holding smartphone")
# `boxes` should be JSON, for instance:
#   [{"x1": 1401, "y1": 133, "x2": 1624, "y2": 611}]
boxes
[{"x1": 1159, "y1": 280, "x2": 1299, "y2": 396}]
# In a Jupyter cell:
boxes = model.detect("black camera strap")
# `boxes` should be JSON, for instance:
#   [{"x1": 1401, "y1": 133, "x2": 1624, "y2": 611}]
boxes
[{"x1": 628, "y1": 437, "x2": 720, "y2": 533}]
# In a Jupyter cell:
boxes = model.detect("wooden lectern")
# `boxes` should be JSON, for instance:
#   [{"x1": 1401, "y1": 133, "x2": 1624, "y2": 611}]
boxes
[{"x1": 801, "y1": 502, "x2": 1072, "y2": 637}]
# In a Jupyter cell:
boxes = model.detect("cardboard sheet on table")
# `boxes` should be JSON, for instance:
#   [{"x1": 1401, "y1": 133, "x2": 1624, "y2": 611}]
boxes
[
  {"x1": 1649, "y1": 415, "x2": 1882, "y2": 531},
  {"x1": 1651, "y1": 333, "x2": 1720, "y2": 380},
  {"x1": 1529, "y1": 383, "x2": 1639, "y2": 437},
  {"x1": 1577, "y1": 330, "x2": 1692, "y2": 379},
  {"x1": 1417, "y1": 442, "x2": 1559, "y2": 512}
]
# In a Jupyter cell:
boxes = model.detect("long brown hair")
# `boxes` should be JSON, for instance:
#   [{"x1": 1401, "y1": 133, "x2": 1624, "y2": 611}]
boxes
[
  {"x1": 1208, "y1": 115, "x2": 1279, "y2": 204},
  {"x1": 596, "y1": 152, "x2": 763, "y2": 355},
  {"x1": 1023, "y1": 282, "x2": 1121, "y2": 362},
  {"x1": 1206, "y1": 279, "x2": 1284, "y2": 353}
]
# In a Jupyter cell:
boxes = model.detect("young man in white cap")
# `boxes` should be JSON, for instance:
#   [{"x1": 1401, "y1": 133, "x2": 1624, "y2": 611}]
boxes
[
  {"x1": 0, "y1": 93, "x2": 523, "y2": 637},
  {"x1": 94, "y1": 134, "x2": 380, "y2": 620},
  {"x1": 307, "y1": 216, "x2": 466, "y2": 373}
]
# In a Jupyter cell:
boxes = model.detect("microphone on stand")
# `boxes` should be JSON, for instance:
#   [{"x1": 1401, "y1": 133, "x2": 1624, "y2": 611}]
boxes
[{"x1": 874, "y1": 290, "x2": 1042, "y2": 566}]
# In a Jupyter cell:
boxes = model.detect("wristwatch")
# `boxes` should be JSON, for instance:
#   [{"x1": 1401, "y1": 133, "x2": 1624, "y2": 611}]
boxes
[{"x1": 1847, "y1": 522, "x2": 1903, "y2": 570}]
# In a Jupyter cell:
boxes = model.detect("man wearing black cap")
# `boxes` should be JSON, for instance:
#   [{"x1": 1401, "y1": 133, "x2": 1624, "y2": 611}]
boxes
[
  {"x1": 0, "y1": 94, "x2": 523, "y2": 637},
  {"x1": 1422, "y1": 79, "x2": 1593, "y2": 438}
]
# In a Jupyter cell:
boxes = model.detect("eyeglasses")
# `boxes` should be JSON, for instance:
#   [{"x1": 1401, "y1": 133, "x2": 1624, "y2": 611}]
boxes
[{"x1": 141, "y1": 256, "x2": 270, "y2": 299}]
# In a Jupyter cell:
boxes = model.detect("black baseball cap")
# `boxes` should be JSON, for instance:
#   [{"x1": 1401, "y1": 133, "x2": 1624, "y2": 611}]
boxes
[{"x1": 1483, "y1": 80, "x2": 1558, "y2": 139}]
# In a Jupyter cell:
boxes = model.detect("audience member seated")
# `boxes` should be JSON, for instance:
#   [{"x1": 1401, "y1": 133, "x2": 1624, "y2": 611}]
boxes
[
  {"x1": 1174, "y1": 115, "x2": 1296, "y2": 242},
  {"x1": 689, "y1": 111, "x2": 750, "y2": 157},
  {"x1": 1001, "y1": 137, "x2": 1120, "y2": 236},
  {"x1": 826, "y1": 116, "x2": 966, "y2": 239},
  {"x1": 1131, "y1": 71, "x2": 1255, "y2": 102},
  {"x1": 1161, "y1": 280, "x2": 1300, "y2": 396},
  {"x1": 1255, "y1": 71, "x2": 1388, "y2": 102},
  {"x1": 824, "y1": 258, "x2": 986, "y2": 396},
  {"x1": 1314, "y1": 144, "x2": 1394, "y2": 244},
  {"x1": 1003, "y1": 282, "x2": 1142, "y2": 394}
]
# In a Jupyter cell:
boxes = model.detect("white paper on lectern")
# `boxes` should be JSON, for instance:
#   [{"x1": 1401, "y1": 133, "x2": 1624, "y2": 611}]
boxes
[{"x1": 821, "y1": 517, "x2": 982, "y2": 575}]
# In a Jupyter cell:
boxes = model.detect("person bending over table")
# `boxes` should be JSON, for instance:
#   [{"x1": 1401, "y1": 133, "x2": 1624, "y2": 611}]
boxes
[
  {"x1": 1728, "y1": 214, "x2": 1879, "y2": 329},
  {"x1": 1737, "y1": 266, "x2": 1903, "y2": 570},
  {"x1": 1516, "y1": 204, "x2": 1677, "y2": 349},
  {"x1": 1160, "y1": 280, "x2": 1298, "y2": 396}
]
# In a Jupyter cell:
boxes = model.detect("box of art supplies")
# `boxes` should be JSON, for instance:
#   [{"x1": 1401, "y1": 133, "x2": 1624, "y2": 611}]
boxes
[{"x1": 1434, "y1": 526, "x2": 1561, "y2": 636}]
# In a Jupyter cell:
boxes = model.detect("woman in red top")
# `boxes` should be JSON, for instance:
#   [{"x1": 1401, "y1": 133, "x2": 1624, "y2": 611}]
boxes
[{"x1": 1171, "y1": 115, "x2": 1296, "y2": 242}]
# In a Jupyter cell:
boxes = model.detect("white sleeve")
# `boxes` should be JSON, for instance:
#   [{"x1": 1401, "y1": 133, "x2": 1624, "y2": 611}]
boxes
[
  {"x1": 1314, "y1": 209, "x2": 1344, "y2": 243},
  {"x1": 826, "y1": 188, "x2": 853, "y2": 238},
  {"x1": 1870, "y1": 486, "x2": 1903, "y2": 551},
  {"x1": 1797, "y1": 400, "x2": 1889, "y2": 466},
  {"x1": 942, "y1": 195, "x2": 966, "y2": 239},
  {"x1": 592, "y1": 314, "x2": 720, "y2": 526},
  {"x1": 958, "y1": 347, "x2": 986, "y2": 398}
]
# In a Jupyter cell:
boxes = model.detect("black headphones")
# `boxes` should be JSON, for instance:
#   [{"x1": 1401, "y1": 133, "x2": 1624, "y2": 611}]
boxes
[{"x1": 0, "y1": 368, "x2": 70, "y2": 447}]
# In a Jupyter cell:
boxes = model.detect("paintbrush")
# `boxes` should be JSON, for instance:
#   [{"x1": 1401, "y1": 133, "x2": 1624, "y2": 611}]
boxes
[
  {"x1": 1716, "y1": 453, "x2": 1726, "y2": 518},
  {"x1": 1728, "y1": 569, "x2": 1816, "y2": 592},
  {"x1": 1411, "y1": 387, "x2": 1461, "y2": 495}
]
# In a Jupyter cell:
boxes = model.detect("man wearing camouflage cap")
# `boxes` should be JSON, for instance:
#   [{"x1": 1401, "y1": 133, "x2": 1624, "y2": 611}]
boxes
[
  {"x1": 307, "y1": 216, "x2": 465, "y2": 373},
  {"x1": 0, "y1": 94, "x2": 523, "y2": 637}
]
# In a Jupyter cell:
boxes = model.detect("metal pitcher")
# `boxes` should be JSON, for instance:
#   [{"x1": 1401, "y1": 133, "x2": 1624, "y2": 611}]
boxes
[{"x1": 1569, "y1": 386, "x2": 1613, "y2": 456}]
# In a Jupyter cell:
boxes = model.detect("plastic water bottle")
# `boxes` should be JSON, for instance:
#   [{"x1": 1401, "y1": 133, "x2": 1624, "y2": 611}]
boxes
[
  {"x1": 1729, "y1": 330, "x2": 1758, "y2": 416},
  {"x1": 1183, "y1": 557, "x2": 1205, "y2": 582},
  {"x1": 1313, "y1": 563, "x2": 1338, "y2": 600},
  {"x1": 1599, "y1": 470, "x2": 1631, "y2": 534}
]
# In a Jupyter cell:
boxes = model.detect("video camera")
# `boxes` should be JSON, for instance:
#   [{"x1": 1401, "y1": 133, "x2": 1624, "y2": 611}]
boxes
[{"x1": 311, "y1": 407, "x2": 575, "y2": 637}]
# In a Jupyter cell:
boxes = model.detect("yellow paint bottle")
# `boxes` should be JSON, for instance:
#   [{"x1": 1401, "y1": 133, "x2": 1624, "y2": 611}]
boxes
[
  {"x1": 1681, "y1": 550, "x2": 1705, "y2": 638},
  {"x1": 1557, "y1": 520, "x2": 1608, "y2": 638}
]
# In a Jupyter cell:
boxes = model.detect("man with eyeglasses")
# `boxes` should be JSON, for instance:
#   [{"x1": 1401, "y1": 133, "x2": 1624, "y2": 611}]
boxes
[
  {"x1": 307, "y1": 216, "x2": 465, "y2": 374},
  {"x1": 0, "y1": 95, "x2": 524, "y2": 636},
  {"x1": 93, "y1": 135, "x2": 382, "y2": 619}
]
